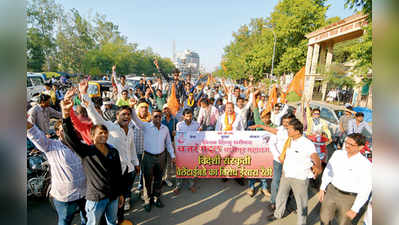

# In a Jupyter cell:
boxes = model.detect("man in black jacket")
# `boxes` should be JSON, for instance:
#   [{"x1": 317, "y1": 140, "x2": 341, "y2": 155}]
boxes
[
  {"x1": 153, "y1": 58, "x2": 185, "y2": 100},
  {"x1": 61, "y1": 99, "x2": 125, "y2": 225}
]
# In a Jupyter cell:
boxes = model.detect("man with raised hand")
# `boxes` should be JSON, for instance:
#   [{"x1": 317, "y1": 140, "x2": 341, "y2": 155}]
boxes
[
  {"x1": 111, "y1": 65, "x2": 128, "y2": 99},
  {"x1": 130, "y1": 101, "x2": 176, "y2": 212},
  {"x1": 27, "y1": 118, "x2": 86, "y2": 225},
  {"x1": 61, "y1": 99, "x2": 124, "y2": 225},
  {"x1": 79, "y1": 80, "x2": 139, "y2": 220}
]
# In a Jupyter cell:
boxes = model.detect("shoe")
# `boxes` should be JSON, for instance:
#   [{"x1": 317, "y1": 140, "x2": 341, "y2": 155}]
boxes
[
  {"x1": 124, "y1": 198, "x2": 131, "y2": 211},
  {"x1": 173, "y1": 187, "x2": 180, "y2": 195},
  {"x1": 262, "y1": 189, "x2": 271, "y2": 197},
  {"x1": 144, "y1": 203, "x2": 151, "y2": 212},
  {"x1": 235, "y1": 179, "x2": 245, "y2": 186},
  {"x1": 268, "y1": 203, "x2": 276, "y2": 211},
  {"x1": 165, "y1": 180, "x2": 173, "y2": 187},
  {"x1": 153, "y1": 198, "x2": 164, "y2": 208},
  {"x1": 247, "y1": 188, "x2": 255, "y2": 197},
  {"x1": 267, "y1": 214, "x2": 278, "y2": 222},
  {"x1": 189, "y1": 186, "x2": 196, "y2": 193}
]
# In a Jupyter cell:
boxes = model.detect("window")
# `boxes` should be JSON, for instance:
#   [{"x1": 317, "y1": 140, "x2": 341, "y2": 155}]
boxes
[
  {"x1": 88, "y1": 84, "x2": 99, "y2": 95},
  {"x1": 334, "y1": 110, "x2": 345, "y2": 120},
  {"x1": 27, "y1": 78, "x2": 32, "y2": 87},
  {"x1": 320, "y1": 107, "x2": 337, "y2": 124},
  {"x1": 30, "y1": 77, "x2": 43, "y2": 86}
]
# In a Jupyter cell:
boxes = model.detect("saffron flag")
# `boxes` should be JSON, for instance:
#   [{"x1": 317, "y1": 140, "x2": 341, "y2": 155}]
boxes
[
  {"x1": 167, "y1": 84, "x2": 180, "y2": 116},
  {"x1": 286, "y1": 66, "x2": 305, "y2": 96}
]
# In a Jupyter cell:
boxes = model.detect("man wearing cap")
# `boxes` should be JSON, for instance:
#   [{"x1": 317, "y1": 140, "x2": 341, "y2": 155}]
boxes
[{"x1": 319, "y1": 133, "x2": 372, "y2": 225}]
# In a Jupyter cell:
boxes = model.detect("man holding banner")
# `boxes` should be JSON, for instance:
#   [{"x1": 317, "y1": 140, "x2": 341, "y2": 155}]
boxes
[
  {"x1": 215, "y1": 102, "x2": 246, "y2": 185},
  {"x1": 174, "y1": 108, "x2": 201, "y2": 195}
]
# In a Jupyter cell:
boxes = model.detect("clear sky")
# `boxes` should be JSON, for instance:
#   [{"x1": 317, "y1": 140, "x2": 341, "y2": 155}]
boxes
[{"x1": 59, "y1": 0, "x2": 355, "y2": 72}]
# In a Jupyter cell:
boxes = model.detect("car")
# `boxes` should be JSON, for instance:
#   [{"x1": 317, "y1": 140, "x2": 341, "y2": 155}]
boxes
[
  {"x1": 125, "y1": 76, "x2": 158, "y2": 89},
  {"x1": 87, "y1": 80, "x2": 113, "y2": 98},
  {"x1": 27, "y1": 72, "x2": 47, "y2": 100},
  {"x1": 287, "y1": 100, "x2": 346, "y2": 137}
]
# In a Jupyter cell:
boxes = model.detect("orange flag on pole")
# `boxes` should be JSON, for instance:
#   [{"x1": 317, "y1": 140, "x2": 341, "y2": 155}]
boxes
[
  {"x1": 286, "y1": 66, "x2": 305, "y2": 96},
  {"x1": 167, "y1": 84, "x2": 180, "y2": 116}
]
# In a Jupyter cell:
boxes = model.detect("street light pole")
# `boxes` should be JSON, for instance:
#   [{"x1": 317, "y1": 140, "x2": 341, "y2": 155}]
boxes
[
  {"x1": 263, "y1": 24, "x2": 277, "y2": 79},
  {"x1": 271, "y1": 28, "x2": 276, "y2": 78}
]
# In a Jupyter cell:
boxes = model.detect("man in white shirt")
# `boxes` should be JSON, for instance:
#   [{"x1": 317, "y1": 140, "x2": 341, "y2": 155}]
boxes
[
  {"x1": 319, "y1": 133, "x2": 372, "y2": 225},
  {"x1": 111, "y1": 65, "x2": 129, "y2": 99},
  {"x1": 258, "y1": 113, "x2": 296, "y2": 211},
  {"x1": 269, "y1": 118, "x2": 322, "y2": 225},
  {"x1": 234, "y1": 94, "x2": 253, "y2": 129},
  {"x1": 197, "y1": 98, "x2": 219, "y2": 131},
  {"x1": 215, "y1": 102, "x2": 246, "y2": 185},
  {"x1": 131, "y1": 107, "x2": 176, "y2": 212},
  {"x1": 271, "y1": 103, "x2": 288, "y2": 127},
  {"x1": 79, "y1": 80, "x2": 140, "y2": 216},
  {"x1": 174, "y1": 108, "x2": 200, "y2": 194},
  {"x1": 215, "y1": 102, "x2": 245, "y2": 131}
]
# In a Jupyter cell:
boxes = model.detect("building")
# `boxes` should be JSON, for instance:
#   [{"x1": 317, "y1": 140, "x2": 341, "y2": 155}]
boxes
[{"x1": 174, "y1": 49, "x2": 200, "y2": 78}]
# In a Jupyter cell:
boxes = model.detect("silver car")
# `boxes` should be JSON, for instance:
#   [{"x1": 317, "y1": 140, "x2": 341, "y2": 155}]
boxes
[{"x1": 287, "y1": 101, "x2": 346, "y2": 137}]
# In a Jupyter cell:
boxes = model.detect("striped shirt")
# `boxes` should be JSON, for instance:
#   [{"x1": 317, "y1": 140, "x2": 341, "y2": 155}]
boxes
[
  {"x1": 27, "y1": 105, "x2": 62, "y2": 134},
  {"x1": 27, "y1": 126, "x2": 86, "y2": 202}
]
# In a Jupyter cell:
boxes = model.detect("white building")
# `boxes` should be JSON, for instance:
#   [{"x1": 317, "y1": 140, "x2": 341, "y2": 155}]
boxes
[{"x1": 174, "y1": 49, "x2": 200, "y2": 78}]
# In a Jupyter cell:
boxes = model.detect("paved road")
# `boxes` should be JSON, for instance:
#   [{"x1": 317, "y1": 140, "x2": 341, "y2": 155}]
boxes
[{"x1": 28, "y1": 178, "x2": 365, "y2": 225}]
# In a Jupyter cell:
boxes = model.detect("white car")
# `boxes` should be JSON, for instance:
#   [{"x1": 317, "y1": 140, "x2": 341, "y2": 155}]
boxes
[{"x1": 27, "y1": 72, "x2": 46, "y2": 101}]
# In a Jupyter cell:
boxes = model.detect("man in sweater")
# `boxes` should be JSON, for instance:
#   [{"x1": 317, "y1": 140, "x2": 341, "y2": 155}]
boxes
[{"x1": 61, "y1": 99, "x2": 125, "y2": 225}]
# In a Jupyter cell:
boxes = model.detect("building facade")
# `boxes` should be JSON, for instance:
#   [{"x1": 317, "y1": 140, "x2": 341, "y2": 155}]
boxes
[{"x1": 174, "y1": 49, "x2": 200, "y2": 78}]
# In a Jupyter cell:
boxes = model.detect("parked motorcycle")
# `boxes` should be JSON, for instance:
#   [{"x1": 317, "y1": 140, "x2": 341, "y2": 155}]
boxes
[{"x1": 27, "y1": 148, "x2": 51, "y2": 200}]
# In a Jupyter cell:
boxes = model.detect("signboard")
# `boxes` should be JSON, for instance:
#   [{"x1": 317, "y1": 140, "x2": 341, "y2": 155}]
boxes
[{"x1": 175, "y1": 131, "x2": 274, "y2": 178}]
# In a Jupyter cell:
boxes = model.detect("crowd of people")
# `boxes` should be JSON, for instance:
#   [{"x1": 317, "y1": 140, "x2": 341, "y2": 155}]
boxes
[{"x1": 26, "y1": 60, "x2": 372, "y2": 225}]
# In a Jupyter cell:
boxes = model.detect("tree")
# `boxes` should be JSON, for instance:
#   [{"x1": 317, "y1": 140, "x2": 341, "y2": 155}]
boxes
[
  {"x1": 345, "y1": 0, "x2": 372, "y2": 77},
  {"x1": 220, "y1": 0, "x2": 329, "y2": 80},
  {"x1": 56, "y1": 8, "x2": 96, "y2": 74},
  {"x1": 270, "y1": 0, "x2": 328, "y2": 75},
  {"x1": 27, "y1": 0, "x2": 63, "y2": 71},
  {"x1": 27, "y1": 28, "x2": 46, "y2": 71}
]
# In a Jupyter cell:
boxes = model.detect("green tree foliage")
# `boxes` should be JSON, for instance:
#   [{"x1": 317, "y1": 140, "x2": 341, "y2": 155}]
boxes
[
  {"x1": 27, "y1": 28, "x2": 46, "y2": 71},
  {"x1": 221, "y1": 0, "x2": 328, "y2": 80},
  {"x1": 345, "y1": 0, "x2": 372, "y2": 78},
  {"x1": 27, "y1": 0, "x2": 175, "y2": 76},
  {"x1": 26, "y1": 0, "x2": 62, "y2": 71}
]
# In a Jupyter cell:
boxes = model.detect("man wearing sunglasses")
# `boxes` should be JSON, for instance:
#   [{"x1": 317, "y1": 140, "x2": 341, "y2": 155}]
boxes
[
  {"x1": 130, "y1": 106, "x2": 176, "y2": 212},
  {"x1": 319, "y1": 133, "x2": 371, "y2": 225}
]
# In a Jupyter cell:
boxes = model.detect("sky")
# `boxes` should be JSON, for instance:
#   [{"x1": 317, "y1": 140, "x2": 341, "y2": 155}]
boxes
[{"x1": 59, "y1": 0, "x2": 356, "y2": 72}]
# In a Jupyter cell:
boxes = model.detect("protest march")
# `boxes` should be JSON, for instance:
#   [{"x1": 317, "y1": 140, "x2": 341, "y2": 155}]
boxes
[{"x1": 27, "y1": 1, "x2": 373, "y2": 225}]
